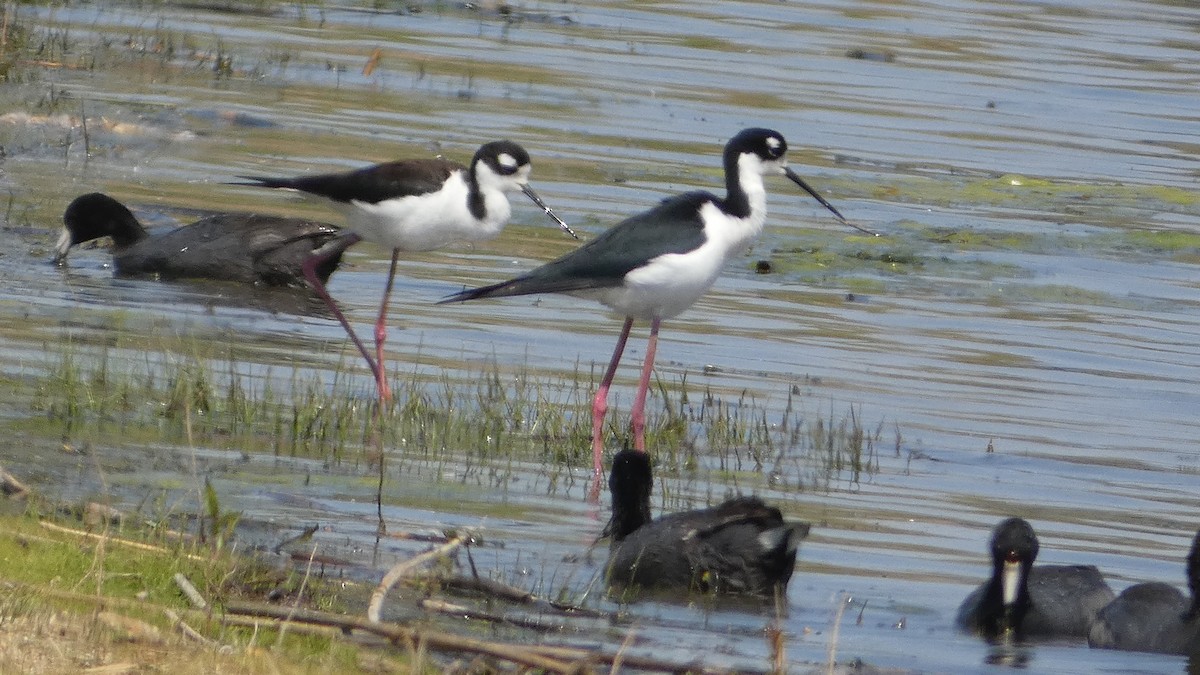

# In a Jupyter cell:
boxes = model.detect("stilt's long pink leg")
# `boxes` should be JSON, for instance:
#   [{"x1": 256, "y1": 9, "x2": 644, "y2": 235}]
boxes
[
  {"x1": 592, "y1": 317, "x2": 635, "y2": 481},
  {"x1": 630, "y1": 317, "x2": 661, "y2": 453},
  {"x1": 302, "y1": 233, "x2": 387, "y2": 399},
  {"x1": 371, "y1": 249, "x2": 402, "y2": 402}
]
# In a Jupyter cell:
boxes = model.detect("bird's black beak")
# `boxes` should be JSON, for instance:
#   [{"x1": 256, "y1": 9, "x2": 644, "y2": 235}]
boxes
[
  {"x1": 521, "y1": 184, "x2": 579, "y2": 240},
  {"x1": 784, "y1": 167, "x2": 877, "y2": 236}
]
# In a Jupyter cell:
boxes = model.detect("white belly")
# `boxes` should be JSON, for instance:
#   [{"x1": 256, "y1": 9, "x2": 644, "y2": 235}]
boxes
[{"x1": 334, "y1": 175, "x2": 511, "y2": 252}]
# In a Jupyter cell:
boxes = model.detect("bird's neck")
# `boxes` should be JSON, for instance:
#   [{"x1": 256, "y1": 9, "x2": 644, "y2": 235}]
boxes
[
  {"x1": 108, "y1": 211, "x2": 149, "y2": 248},
  {"x1": 464, "y1": 169, "x2": 512, "y2": 235},
  {"x1": 607, "y1": 494, "x2": 652, "y2": 542},
  {"x1": 717, "y1": 161, "x2": 768, "y2": 247},
  {"x1": 720, "y1": 154, "x2": 768, "y2": 225}
]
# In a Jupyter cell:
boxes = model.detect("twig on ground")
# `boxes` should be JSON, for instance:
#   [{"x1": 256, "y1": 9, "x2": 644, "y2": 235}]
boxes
[
  {"x1": 444, "y1": 573, "x2": 530, "y2": 602},
  {"x1": 0, "y1": 466, "x2": 30, "y2": 499},
  {"x1": 226, "y1": 600, "x2": 580, "y2": 673},
  {"x1": 418, "y1": 598, "x2": 565, "y2": 632},
  {"x1": 277, "y1": 542, "x2": 319, "y2": 647},
  {"x1": 366, "y1": 533, "x2": 468, "y2": 623},
  {"x1": 173, "y1": 573, "x2": 208, "y2": 610},
  {"x1": 40, "y1": 521, "x2": 207, "y2": 562},
  {"x1": 441, "y1": 574, "x2": 608, "y2": 618},
  {"x1": 164, "y1": 608, "x2": 221, "y2": 647}
]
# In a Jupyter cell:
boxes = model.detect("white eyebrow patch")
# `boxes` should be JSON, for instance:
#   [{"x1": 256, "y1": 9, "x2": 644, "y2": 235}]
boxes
[
  {"x1": 765, "y1": 137, "x2": 782, "y2": 151},
  {"x1": 497, "y1": 153, "x2": 518, "y2": 169}
]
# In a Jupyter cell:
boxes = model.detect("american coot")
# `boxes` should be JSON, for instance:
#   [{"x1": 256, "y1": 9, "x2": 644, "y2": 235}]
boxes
[
  {"x1": 55, "y1": 192, "x2": 343, "y2": 288},
  {"x1": 1088, "y1": 528, "x2": 1200, "y2": 655},
  {"x1": 603, "y1": 449, "x2": 811, "y2": 597},
  {"x1": 439, "y1": 129, "x2": 872, "y2": 491},
  {"x1": 956, "y1": 517, "x2": 1115, "y2": 641},
  {"x1": 235, "y1": 141, "x2": 575, "y2": 401}
]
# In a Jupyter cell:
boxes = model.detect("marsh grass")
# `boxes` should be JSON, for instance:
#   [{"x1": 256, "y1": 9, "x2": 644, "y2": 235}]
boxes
[{"x1": 25, "y1": 333, "x2": 879, "y2": 496}]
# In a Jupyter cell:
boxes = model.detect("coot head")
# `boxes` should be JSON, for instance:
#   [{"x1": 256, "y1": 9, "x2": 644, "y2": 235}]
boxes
[
  {"x1": 605, "y1": 449, "x2": 653, "y2": 541},
  {"x1": 991, "y1": 517, "x2": 1039, "y2": 607},
  {"x1": 56, "y1": 192, "x2": 148, "y2": 263}
]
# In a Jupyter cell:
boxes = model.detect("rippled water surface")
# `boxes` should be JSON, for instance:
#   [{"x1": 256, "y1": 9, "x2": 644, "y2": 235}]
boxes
[{"x1": 3, "y1": 0, "x2": 1200, "y2": 672}]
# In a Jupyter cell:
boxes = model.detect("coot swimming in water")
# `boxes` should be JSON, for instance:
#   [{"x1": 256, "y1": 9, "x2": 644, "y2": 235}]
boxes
[
  {"x1": 55, "y1": 192, "x2": 343, "y2": 288},
  {"x1": 956, "y1": 517, "x2": 1114, "y2": 641},
  {"x1": 603, "y1": 449, "x2": 810, "y2": 596},
  {"x1": 1088, "y1": 528, "x2": 1200, "y2": 655}
]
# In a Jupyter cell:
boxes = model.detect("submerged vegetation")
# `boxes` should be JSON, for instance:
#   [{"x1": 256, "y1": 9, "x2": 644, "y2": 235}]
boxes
[{"x1": 23, "y1": 332, "x2": 878, "y2": 495}]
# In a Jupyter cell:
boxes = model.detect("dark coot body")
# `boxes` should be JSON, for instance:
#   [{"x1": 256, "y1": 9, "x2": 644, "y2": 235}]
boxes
[
  {"x1": 55, "y1": 192, "x2": 343, "y2": 287},
  {"x1": 956, "y1": 517, "x2": 1114, "y2": 641},
  {"x1": 1088, "y1": 529, "x2": 1200, "y2": 655},
  {"x1": 604, "y1": 449, "x2": 810, "y2": 596}
]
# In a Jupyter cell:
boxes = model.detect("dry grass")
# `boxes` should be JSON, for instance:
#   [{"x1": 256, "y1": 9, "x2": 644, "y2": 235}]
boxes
[
  {"x1": 0, "y1": 511, "x2": 406, "y2": 675},
  {"x1": 0, "y1": 606, "x2": 405, "y2": 675}
]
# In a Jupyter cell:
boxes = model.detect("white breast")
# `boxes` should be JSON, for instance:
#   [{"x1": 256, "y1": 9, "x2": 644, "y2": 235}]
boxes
[
  {"x1": 591, "y1": 199, "x2": 767, "y2": 321},
  {"x1": 336, "y1": 172, "x2": 512, "y2": 252}
]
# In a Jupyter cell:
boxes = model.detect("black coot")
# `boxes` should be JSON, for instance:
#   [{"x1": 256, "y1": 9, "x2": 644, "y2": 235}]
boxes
[
  {"x1": 956, "y1": 517, "x2": 1114, "y2": 641},
  {"x1": 604, "y1": 449, "x2": 810, "y2": 596},
  {"x1": 55, "y1": 192, "x2": 343, "y2": 287},
  {"x1": 1088, "y1": 528, "x2": 1200, "y2": 655}
]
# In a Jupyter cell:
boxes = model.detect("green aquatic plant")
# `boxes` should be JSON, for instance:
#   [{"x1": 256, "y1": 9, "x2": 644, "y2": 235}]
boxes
[
  {"x1": 22, "y1": 328, "x2": 879, "y2": 494},
  {"x1": 202, "y1": 477, "x2": 240, "y2": 551}
]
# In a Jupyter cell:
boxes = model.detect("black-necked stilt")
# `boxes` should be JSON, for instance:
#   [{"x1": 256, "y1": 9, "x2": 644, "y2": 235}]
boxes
[
  {"x1": 55, "y1": 192, "x2": 344, "y2": 287},
  {"x1": 1089, "y1": 529, "x2": 1200, "y2": 654},
  {"x1": 603, "y1": 449, "x2": 809, "y2": 596},
  {"x1": 439, "y1": 128, "x2": 872, "y2": 485},
  {"x1": 956, "y1": 517, "x2": 1115, "y2": 641},
  {"x1": 235, "y1": 140, "x2": 577, "y2": 400}
]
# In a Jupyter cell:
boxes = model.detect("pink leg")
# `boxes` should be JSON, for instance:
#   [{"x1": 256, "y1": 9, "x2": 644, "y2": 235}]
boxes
[
  {"x1": 592, "y1": 317, "x2": 634, "y2": 482},
  {"x1": 302, "y1": 233, "x2": 386, "y2": 397},
  {"x1": 371, "y1": 249, "x2": 401, "y2": 402},
  {"x1": 630, "y1": 317, "x2": 661, "y2": 453}
]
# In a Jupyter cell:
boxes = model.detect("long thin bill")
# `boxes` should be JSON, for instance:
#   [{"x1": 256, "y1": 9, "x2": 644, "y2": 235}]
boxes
[
  {"x1": 521, "y1": 184, "x2": 579, "y2": 240},
  {"x1": 784, "y1": 167, "x2": 878, "y2": 236}
]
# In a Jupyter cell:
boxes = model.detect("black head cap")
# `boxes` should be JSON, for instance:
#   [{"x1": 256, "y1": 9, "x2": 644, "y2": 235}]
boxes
[
  {"x1": 726, "y1": 128, "x2": 788, "y2": 163},
  {"x1": 473, "y1": 140, "x2": 532, "y2": 177}
]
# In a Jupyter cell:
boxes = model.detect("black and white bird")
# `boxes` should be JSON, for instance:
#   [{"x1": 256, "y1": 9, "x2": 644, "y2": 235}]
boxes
[
  {"x1": 236, "y1": 140, "x2": 576, "y2": 400},
  {"x1": 1088, "y1": 528, "x2": 1200, "y2": 655},
  {"x1": 55, "y1": 192, "x2": 343, "y2": 287},
  {"x1": 603, "y1": 449, "x2": 810, "y2": 596},
  {"x1": 440, "y1": 128, "x2": 871, "y2": 487},
  {"x1": 956, "y1": 517, "x2": 1115, "y2": 641}
]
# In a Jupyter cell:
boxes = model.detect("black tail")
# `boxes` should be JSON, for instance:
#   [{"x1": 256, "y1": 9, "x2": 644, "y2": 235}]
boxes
[
  {"x1": 438, "y1": 280, "x2": 519, "y2": 304},
  {"x1": 229, "y1": 175, "x2": 295, "y2": 189}
]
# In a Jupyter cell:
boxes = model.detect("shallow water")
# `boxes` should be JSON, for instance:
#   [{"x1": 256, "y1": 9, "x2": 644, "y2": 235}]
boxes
[{"x1": 3, "y1": 0, "x2": 1200, "y2": 672}]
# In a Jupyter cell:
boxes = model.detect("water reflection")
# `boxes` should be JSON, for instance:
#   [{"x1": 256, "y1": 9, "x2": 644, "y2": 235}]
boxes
[{"x1": 985, "y1": 641, "x2": 1033, "y2": 669}]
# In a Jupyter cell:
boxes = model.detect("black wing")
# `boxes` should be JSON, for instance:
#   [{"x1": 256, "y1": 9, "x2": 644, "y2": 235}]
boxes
[
  {"x1": 235, "y1": 158, "x2": 462, "y2": 205},
  {"x1": 441, "y1": 191, "x2": 716, "y2": 302},
  {"x1": 116, "y1": 214, "x2": 341, "y2": 286}
]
